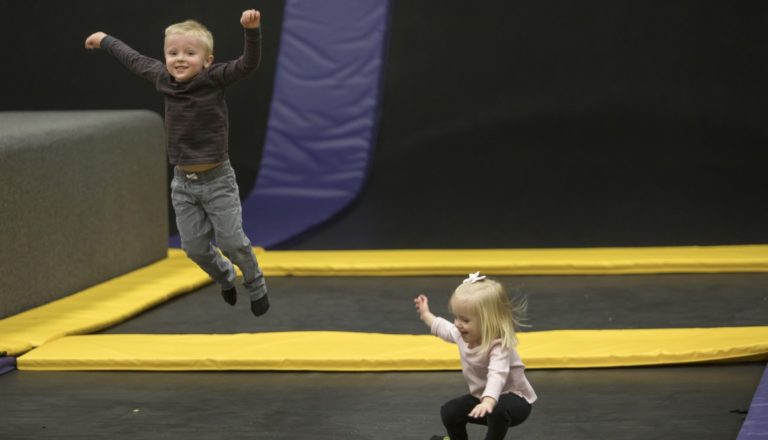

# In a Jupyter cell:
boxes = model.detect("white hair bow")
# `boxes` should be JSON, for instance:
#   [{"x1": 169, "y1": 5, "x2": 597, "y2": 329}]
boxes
[{"x1": 463, "y1": 272, "x2": 486, "y2": 284}]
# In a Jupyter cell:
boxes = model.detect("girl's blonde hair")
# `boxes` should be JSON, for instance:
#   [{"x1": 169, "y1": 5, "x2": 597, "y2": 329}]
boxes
[
  {"x1": 449, "y1": 277, "x2": 527, "y2": 353},
  {"x1": 165, "y1": 19, "x2": 214, "y2": 56}
]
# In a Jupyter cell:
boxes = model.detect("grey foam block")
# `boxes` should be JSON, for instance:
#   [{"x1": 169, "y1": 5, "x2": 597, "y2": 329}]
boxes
[{"x1": 0, "y1": 110, "x2": 168, "y2": 318}]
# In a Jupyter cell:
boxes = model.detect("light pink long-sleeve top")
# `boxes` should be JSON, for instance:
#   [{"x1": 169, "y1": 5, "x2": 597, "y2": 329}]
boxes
[{"x1": 432, "y1": 317, "x2": 537, "y2": 404}]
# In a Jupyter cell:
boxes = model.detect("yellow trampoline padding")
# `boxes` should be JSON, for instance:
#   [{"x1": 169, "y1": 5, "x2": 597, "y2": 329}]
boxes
[
  {"x1": 17, "y1": 327, "x2": 768, "y2": 371},
  {"x1": 256, "y1": 245, "x2": 768, "y2": 276},
  {"x1": 0, "y1": 250, "x2": 208, "y2": 356},
  {"x1": 3, "y1": 244, "x2": 766, "y2": 357}
]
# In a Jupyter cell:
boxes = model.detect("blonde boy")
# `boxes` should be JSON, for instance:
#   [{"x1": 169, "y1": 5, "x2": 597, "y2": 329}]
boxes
[{"x1": 85, "y1": 10, "x2": 269, "y2": 316}]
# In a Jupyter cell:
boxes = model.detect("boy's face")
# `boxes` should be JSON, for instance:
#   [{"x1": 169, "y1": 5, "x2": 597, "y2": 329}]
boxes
[{"x1": 164, "y1": 33, "x2": 213, "y2": 82}]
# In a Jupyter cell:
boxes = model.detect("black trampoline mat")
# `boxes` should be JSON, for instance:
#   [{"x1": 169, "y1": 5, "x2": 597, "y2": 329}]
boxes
[
  {"x1": 1, "y1": 365, "x2": 761, "y2": 440},
  {"x1": 99, "y1": 273, "x2": 768, "y2": 334}
]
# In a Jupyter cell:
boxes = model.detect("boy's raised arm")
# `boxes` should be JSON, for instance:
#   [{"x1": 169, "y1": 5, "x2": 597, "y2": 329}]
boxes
[{"x1": 83, "y1": 31, "x2": 163, "y2": 84}]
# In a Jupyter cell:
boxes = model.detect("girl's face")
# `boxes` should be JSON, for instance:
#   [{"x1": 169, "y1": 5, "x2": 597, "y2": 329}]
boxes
[
  {"x1": 164, "y1": 33, "x2": 213, "y2": 82},
  {"x1": 451, "y1": 298, "x2": 481, "y2": 348}
]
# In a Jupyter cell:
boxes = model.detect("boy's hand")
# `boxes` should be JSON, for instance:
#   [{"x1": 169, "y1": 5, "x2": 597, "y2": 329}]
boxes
[
  {"x1": 84, "y1": 32, "x2": 107, "y2": 49},
  {"x1": 241, "y1": 9, "x2": 261, "y2": 29}
]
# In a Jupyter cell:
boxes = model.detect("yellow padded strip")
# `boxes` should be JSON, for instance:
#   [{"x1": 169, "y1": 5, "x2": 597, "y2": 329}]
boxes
[
  {"x1": 256, "y1": 245, "x2": 768, "y2": 276},
  {"x1": 2, "y1": 245, "x2": 766, "y2": 357},
  {"x1": 0, "y1": 250, "x2": 209, "y2": 356},
  {"x1": 17, "y1": 327, "x2": 768, "y2": 371}
]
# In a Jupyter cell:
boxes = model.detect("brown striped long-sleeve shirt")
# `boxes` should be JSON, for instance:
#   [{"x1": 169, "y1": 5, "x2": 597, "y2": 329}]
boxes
[{"x1": 101, "y1": 28, "x2": 261, "y2": 165}]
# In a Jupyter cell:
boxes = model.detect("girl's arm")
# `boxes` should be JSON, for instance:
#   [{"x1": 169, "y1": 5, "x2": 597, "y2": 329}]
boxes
[
  {"x1": 414, "y1": 294, "x2": 436, "y2": 327},
  {"x1": 416, "y1": 295, "x2": 460, "y2": 344},
  {"x1": 472, "y1": 344, "x2": 514, "y2": 418},
  {"x1": 468, "y1": 345, "x2": 513, "y2": 417}
]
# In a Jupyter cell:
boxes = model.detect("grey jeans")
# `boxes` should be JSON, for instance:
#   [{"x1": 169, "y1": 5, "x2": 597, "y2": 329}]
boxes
[{"x1": 170, "y1": 161, "x2": 266, "y2": 300}]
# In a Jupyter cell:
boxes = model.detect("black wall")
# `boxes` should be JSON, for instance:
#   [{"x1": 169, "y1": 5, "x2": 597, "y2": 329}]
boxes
[
  {"x1": 380, "y1": 2, "x2": 768, "y2": 153},
  {"x1": 4, "y1": 1, "x2": 767, "y2": 247},
  {"x1": 286, "y1": 1, "x2": 768, "y2": 248}
]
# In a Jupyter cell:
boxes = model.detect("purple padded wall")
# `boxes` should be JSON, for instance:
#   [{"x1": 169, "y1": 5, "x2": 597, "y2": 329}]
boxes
[
  {"x1": 0, "y1": 356, "x2": 16, "y2": 375},
  {"x1": 738, "y1": 364, "x2": 768, "y2": 440},
  {"x1": 241, "y1": 0, "x2": 390, "y2": 248}
]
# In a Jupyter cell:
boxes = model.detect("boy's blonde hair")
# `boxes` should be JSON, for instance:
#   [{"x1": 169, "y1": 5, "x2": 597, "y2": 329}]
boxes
[
  {"x1": 450, "y1": 277, "x2": 527, "y2": 353},
  {"x1": 165, "y1": 20, "x2": 214, "y2": 56}
]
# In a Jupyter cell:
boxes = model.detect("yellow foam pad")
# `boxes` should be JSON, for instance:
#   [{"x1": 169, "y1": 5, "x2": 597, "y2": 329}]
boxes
[
  {"x1": 257, "y1": 245, "x2": 768, "y2": 276},
  {"x1": 0, "y1": 250, "x2": 209, "y2": 356},
  {"x1": 2, "y1": 244, "x2": 766, "y2": 358},
  {"x1": 16, "y1": 327, "x2": 768, "y2": 371}
]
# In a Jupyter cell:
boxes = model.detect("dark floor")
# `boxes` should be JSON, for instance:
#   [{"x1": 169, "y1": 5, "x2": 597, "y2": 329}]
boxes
[
  {"x1": 2, "y1": 274, "x2": 766, "y2": 439},
  {"x1": 1, "y1": 364, "x2": 761, "y2": 440},
  {"x1": 97, "y1": 274, "x2": 768, "y2": 334}
]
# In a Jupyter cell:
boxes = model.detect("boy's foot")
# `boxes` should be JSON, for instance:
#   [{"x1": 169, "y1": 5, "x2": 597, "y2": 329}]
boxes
[
  {"x1": 221, "y1": 287, "x2": 237, "y2": 306},
  {"x1": 429, "y1": 436, "x2": 448, "y2": 440},
  {"x1": 251, "y1": 293, "x2": 270, "y2": 317}
]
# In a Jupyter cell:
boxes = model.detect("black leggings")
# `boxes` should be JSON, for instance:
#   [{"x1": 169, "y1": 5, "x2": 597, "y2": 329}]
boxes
[{"x1": 440, "y1": 393, "x2": 532, "y2": 440}]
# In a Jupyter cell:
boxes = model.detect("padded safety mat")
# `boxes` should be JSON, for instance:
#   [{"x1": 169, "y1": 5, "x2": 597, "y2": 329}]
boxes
[
  {"x1": 258, "y1": 245, "x2": 768, "y2": 276},
  {"x1": 16, "y1": 327, "x2": 768, "y2": 371},
  {"x1": 2, "y1": 245, "x2": 767, "y2": 357},
  {"x1": 0, "y1": 249, "x2": 209, "y2": 356}
]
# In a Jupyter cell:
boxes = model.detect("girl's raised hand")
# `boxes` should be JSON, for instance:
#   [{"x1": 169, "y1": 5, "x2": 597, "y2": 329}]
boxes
[
  {"x1": 241, "y1": 9, "x2": 261, "y2": 29},
  {"x1": 414, "y1": 294, "x2": 430, "y2": 315},
  {"x1": 414, "y1": 295, "x2": 436, "y2": 330}
]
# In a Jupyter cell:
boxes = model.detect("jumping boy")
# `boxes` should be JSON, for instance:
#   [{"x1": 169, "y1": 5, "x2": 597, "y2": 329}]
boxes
[{"x1": 84, "y1": 9, "x2": 269, "y2": 317}]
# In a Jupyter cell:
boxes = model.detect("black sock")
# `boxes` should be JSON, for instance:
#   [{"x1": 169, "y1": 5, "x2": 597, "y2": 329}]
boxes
[
  {"x1": 221, "y1": 287, "x2": 237, "y2": 306},
  {"x1": 250, "y1": 294, "x2": 269, "y2": 316}
]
